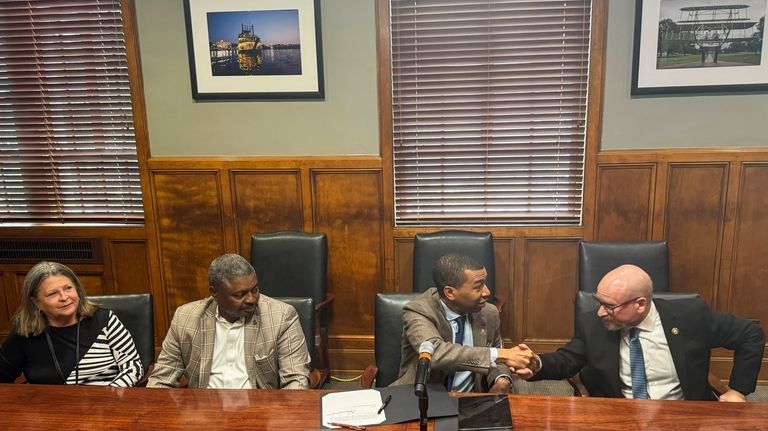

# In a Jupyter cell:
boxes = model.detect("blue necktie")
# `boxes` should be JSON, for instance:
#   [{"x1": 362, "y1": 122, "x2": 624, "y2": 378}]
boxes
[
  {"x1": 454, "y1": 315, "x2": 466, "y2": 346},
  {"x1": 629, "y1": 327, "x2": 649, "y2": 399},
  {"x1": 446, "y1": 315, "x2": 466, "y2": 390}
]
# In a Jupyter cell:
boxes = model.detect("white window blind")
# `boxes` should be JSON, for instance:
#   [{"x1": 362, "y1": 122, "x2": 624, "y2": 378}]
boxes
[
  {"x1": 0, "y1": 0, "x2": 143, "y2": 224},
  {"x1": 390, "y1": 0, "x2": 592, "y2": 225}
]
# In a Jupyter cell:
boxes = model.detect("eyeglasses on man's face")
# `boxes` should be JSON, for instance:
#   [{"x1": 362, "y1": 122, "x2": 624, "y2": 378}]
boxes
[{"x1": 593, "y1": 295, "x2": 642, "y2": 314}]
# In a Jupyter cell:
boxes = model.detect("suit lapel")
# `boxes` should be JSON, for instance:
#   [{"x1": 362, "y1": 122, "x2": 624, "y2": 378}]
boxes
[
  {"x1": 655, "y1": 299, "x2": 688, "y2": 392},
  {"x1": 197, "y1": 303, "x2": 217, "y2": 387},
  {"x1": 469, "y1": 312, "x2": 488, "y2": 347},
  {"x1": 432, "y1": 293, "x2": 454, "y2": 343},
  {"x1": 604, "y1": 329, "x2": 622, "y2": 396},
  {"x1": 244, "y1": 304, "x2": 260, "y2": 388}
]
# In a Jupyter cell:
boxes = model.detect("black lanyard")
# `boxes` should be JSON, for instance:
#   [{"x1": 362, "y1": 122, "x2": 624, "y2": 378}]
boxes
[{"x1": 44, "y1": 321, "x2": 80, "y2": 385}]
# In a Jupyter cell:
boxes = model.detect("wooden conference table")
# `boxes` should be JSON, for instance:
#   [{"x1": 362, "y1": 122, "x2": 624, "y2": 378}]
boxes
[{"x1": 2, "y1": 384, "x2": 767, "y2": 430}]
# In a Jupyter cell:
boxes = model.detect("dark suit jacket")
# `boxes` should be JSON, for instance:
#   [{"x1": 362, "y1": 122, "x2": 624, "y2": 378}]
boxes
[
  {"x1": 533, "y1": 297, "x2": 764, "y2": 400},
  {"x1": 391, "y1": 288, "x2": 510, "y2": 391}
]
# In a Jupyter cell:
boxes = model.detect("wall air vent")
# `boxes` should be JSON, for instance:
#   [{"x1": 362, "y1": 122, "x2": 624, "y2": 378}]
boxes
[{"x1": 0, "y1": 239, "x2": 103, "y2": 264}]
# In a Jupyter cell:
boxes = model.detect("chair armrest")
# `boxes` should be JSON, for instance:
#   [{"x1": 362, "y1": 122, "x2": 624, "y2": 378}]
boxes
[
  {"x1": 567, "y1": 373, "x2": 590, "y2": 397},
  {"x1": 309, "y1": 369, "x2": 324, "y2": 389},
  {"x1": 314, "y1": 292, "x2": 335, "y2": 312},
  {"x1": 312, "y1": 293, "x2": 333, "y2": 371},
  {"x1": 361, "y1": 365, "x2": 378, "y2": 389}
]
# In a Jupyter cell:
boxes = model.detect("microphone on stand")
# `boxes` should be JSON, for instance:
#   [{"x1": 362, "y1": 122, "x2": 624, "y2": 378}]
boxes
[{"x1": 414, "y1": 340, "x2": 434, "y2": 398}]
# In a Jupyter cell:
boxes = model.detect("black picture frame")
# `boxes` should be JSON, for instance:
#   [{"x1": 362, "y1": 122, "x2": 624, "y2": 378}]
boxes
[
  {"x1": 631, "y1": 0, "x2": 768, "y2": 95},
  {"x1": 183, "y1": 0, "x2": 324, "y2": 100}
]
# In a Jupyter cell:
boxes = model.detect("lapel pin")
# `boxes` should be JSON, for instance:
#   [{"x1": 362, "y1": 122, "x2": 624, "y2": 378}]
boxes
[{"x1": 671, "y1": 327, "x2": 680, "y2": 335}]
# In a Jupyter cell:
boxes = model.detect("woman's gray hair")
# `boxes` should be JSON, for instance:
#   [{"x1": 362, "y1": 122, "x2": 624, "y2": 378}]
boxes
[
  {"x1": 208, "y1": 254, "x2": 255, "y2": 288},
  {"x1": 11, "y1": 261, "x2": 96, "y2": 337}
]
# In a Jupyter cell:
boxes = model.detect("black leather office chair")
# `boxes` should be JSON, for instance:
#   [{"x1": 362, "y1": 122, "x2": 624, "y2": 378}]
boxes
[
  {"x1": 250, "y1": 231, "x2": 334, "y2": 379},
  {"x1": 91, "y1": 293, "x2": 154, "y2": 386},
  {"x1": 279, "y1": 297, "x2": 324, "y2": 389},
  {"x1": 412, "y1": 230, "x2": 502, "y2": 309},
  {"x1": 570, "y1": 291, "x2": 728, "y2": 398},
  {"x1": 578, "y1": 241, "x2": 670, "y2": 292},
  {"x1": 361, "y1": 293, "x2": 420, "y2": 388}
]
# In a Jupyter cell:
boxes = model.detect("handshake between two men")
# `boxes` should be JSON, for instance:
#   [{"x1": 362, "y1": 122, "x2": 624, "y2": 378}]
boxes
[
  {"x1": 488, "y1": 344, "x2": 539, "y2": 393},
  {"x1": 496, "y1": 344, "x2": 539, "y2": 377},
  {"x1": 395, "y1": 256, "x2": 764, "y2": 400}
]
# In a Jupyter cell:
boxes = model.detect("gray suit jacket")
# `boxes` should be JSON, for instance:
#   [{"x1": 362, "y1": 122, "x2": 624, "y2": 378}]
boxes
[
  {"x1": 391, "y1": 288, "x2": 510, "y2": 391},
  {"x1": 148, "y1": 295, "x2": 310, "y2": 389}
]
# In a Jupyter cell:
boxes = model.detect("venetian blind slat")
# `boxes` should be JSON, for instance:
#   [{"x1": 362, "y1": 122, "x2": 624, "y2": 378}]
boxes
[
  {"x1": 390, "y1": 0, "x2": 592, "y2": 226},
  {"x1": 0, "y1": 0, "x2": 142, "y2": 224}
]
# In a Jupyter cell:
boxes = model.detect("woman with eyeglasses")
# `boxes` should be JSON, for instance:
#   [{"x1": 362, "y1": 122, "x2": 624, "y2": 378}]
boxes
[{"x1": 0, "y1": 261, "x2": 143, "y2": 386}]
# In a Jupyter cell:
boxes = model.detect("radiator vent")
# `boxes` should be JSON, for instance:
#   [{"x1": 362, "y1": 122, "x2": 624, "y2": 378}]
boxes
[{"x1": 0, "y1": 239, "x2": 103, "y2": 264}]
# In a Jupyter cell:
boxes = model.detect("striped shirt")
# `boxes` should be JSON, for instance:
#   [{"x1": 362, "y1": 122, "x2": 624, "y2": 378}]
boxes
[{"x1": 0, "y1": 308, "x2": 144, "y2": 386}]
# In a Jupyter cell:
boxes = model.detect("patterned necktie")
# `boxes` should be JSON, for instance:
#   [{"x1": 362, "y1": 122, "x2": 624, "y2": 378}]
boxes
[
  {"x1": 446, "y1": 315, "x2": 467, "y2": 390},
  {"x1": 629, "y1": 327, "x2": 649, "y2": 399}
]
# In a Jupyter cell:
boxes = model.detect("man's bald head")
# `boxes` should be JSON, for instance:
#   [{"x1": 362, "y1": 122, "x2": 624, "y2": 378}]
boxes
[
  {"x1": 595, "y1": 264, "x2": 653, "y2": 330},
  {"x1": 598, "y1": 264, "x2": 653, "y2": 299}
]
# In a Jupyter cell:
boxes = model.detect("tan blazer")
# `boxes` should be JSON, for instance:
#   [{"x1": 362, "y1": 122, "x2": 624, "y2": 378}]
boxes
[
  {"x1": 148, "y1": 295, "x2": 310, "y2": 389},
  {"x1": 391, "y1": 288, "x2": 510, "y2": 391}
]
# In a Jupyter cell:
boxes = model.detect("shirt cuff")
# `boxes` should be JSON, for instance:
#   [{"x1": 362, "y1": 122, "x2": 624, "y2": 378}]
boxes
[
  {"x1": 489, "y1": 347, "x2": 498, "y2": 368},
  {"x1": 494, "y1": 374, "x2": 513, "y2": 385}
]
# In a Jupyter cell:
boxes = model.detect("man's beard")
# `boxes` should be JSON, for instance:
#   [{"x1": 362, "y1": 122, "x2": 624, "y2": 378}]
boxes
[{"x1": 602, "y1": 319, "x2": 625, "y2": 332}]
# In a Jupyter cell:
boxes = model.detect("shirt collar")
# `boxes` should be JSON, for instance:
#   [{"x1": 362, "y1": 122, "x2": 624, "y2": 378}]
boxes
[
  {"x1": 440, "y1": 298, "x2": 463, "y2": 321},
  {"x1": 213, "y1": 304, "x2": 246, "y2": 327}
]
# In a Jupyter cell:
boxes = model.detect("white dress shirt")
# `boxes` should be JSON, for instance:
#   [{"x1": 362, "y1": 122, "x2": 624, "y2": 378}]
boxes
[
  {"x1": 620, "y1": 301, "x2": 683, "y2": 400},
  {"x1": 208, "y1": 308, "x2": 249, "y2": 389}
]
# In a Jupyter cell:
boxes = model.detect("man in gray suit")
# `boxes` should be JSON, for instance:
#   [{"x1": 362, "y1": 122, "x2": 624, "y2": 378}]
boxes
[
  {"x1": 392, "y1": 254, "x2": 534, "y2": 393},
  {"x1": 148, "y1": 254, "x2": 310, "y2": 389}
]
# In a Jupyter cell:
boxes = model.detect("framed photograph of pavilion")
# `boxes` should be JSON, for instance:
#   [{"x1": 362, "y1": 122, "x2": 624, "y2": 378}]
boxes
[
  {"x1": 183, "y1": 0, "x2": 324, "y2": 100},
  {"x1": 632, "y1": 0, "x2": 768, "y2": 95}
]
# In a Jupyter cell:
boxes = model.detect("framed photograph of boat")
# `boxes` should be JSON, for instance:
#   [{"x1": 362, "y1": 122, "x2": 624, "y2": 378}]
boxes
[
  {"x1": 183, "y1": 0, "x2": 324, "y2": 99},
  {"x1": 632, "y1": 0, "x2": 768, "y2": 95}
]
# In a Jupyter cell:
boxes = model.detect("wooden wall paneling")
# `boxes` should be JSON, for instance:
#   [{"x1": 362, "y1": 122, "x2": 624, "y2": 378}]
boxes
[
  {"x1": 664, "y1": 163, "x2": 728, "y2": 304},
  {"x1": 726, "y1": 163, "x2": 768, "y2": 325},
  {"x1": 217, "y1": 168, "x2": 238, "y2": 255},
  {"x1": 579, "y1": 0, "x2": 609, "y2": 243},
  {"x1": 230, "y1": 170, "x2": 304, "y2": 257},
  {"x1": 393, "y1": 238, "x2": 413, "y2": 293},
  {"x1": 108, "y1": 240, "x2": 152, "y2": 295},
  {"x1": 512, "y1": 237, "x2": 526, "y2": 344},
  {"x1": 7, "y1": 273, "x2": 28, "y2": 333},
  {"x1": 312, "y1": 169, "x2": 385, "y2": 372},
  {"x1": 594, "y1": 164, "x2": 656, "y2": 241},
  {"x1": 80, "y1": 273, "x2": 107, "y2": 296},
  {"x1": 520, "y1": 238, "x2": 579, "y2": 352},
  {"x1": 493, "y1": 239, "x2": 513, "y2": 340},
  {"x1": 10, "y1": 273, "x2": 28, "y2": 325},
  {"x1": 650, "y1": 160, "x2": 669, "y2": 241},
  {"x1": 0, "y1": 273, "x2": 10, "y2": 334},
  {"x1": 151, "y1": 171, "x2": 227, "y2": 321},
  {"x1": 9, "y1": 270, "x2": 105, "y2": 300},
  {"x1": 299, "y1": 165, "x2": 316, "y2": 233},
  {"x1": 375, "y1": 0, "x2": 397, "y2": 306}
]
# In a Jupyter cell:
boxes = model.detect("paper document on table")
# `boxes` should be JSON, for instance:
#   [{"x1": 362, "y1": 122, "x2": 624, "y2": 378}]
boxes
[{"x1": 321, "y1": 389, "x2": 386, "y2": 428}]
